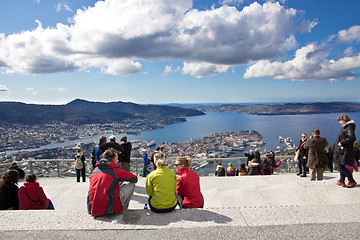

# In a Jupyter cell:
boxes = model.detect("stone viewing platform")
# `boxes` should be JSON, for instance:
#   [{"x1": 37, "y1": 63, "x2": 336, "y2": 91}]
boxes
[{"x1": 1, "y1": 172, "x2": 360, "y2": 239}]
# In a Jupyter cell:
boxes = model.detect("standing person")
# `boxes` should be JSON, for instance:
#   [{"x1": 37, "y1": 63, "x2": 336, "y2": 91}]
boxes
[
  {"x1": 146, "y1": 153, "x2": 177, "y2": 213},
  {"x1": 326, "y1": 146, "x2": 334, "y2": 173},
  {"x1": 0, "y1": 170, "x2": 19, "y2": 210},
  {"x1": 18, "y1": 173, "x2": 54, "y2": 210},
  {"x1": 175, "y1": 157, "x2": 204, "y2": 209},
  {"x1": 353, "y1": 142, "x2": 360, "y2": 168},
  {"x1": 74, "y1": 148, "x2": 86, "y2": 182},
  {"x1": 8, "y1": 162, "x2": 25, "y2": 180},
  {"x1": 296, "y1": 133, "x2": 308, "y2": 177},
  {"x1": 91, "y1": 136, "x2": 107, "y2": 170},
  {"x1": 333, "y1": 114, "x2": 357, "y2": 188},
  {"x1": 150, "y1": 147, "x2": 161, "y2": 170},
  {"x1": 141, "y1": 149, "x2": 150, "y2": 177},
  {"x1": 304, "y1": 129, "x2": 328, "y2": 181},
  {"x1": 120, "y1": 136, "x2": 132, "y2": 172},
  {"x1": 100, "y1": 135, "x2": 123, "y2": 162},
  {"x1": 244, "y1": 150, "x2": 254, "y2": 165},
  {"x1": 87, "y1": 148, "x2": 138, "y2": 217}
]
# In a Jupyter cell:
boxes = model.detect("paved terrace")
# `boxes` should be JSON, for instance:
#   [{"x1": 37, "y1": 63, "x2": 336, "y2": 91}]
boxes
[{"x1": 1, "y1": 172, "x2": 360, "y2": 239}]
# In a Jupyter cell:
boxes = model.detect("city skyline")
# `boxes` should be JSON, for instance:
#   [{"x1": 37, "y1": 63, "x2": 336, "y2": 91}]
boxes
[{"x1": 0, "y1": 0, "x2": 359, "y2": 105}]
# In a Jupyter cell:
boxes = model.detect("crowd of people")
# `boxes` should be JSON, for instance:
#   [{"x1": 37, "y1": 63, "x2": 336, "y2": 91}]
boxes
[
  {"x1": 215, "y1": 150, "x2": 282, "y2": 177},
  {"x1": 0, "y1": 114, "x2": 358, "y2": 216},
  {"x1": 87, "y1": 148, "x2": 204, "y2": 216},
  {"x1": 0, "y1": 170, "x2": 55, "y2": 210},
  {"x1": 293, "y1": 114, "x2": 358, "y2": 188}
]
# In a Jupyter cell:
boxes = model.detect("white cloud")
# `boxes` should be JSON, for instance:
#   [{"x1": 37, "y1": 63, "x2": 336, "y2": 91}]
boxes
[
  {"x1": 244, "y1": 43, "x2": 359, "y2": 81},
  {"x1": 35, "y1": 0, "x2": 40, "y2": 3},
  {"x1": 50, "y1": 88, "x2": 67, "y2": 91},
  {"x1": 0, "y1": 85, "x2": 9, "y2": 92},
  {"x1": 55, "y1": 2, "x2": 73, "y2": 12},
  {"x1": 101, "y1": 59, "x2": 142, "y2": 75},
  {"x1": 182, "y1": 61, "x2": 231, "y2": 78},
  {"x1": 336, "y1": 25, "x2": 360, "y2": 44},
  {"x1": 26, "y1": 88, "x2": 35, "y2": 91},
  {"x1": 0, "y1": 0, "x2": 317, "y2": 77},
  {"x1": 32, "y1": 91, "x2": 37, "y2": 95},
  {"x1": 162, "y1": 65, "x2": 173, "y2": 76}
]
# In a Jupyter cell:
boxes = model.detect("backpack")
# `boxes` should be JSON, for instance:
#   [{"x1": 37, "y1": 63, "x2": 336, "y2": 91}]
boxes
[{"x1": 75, "y1": 155, "x2": 84, "y2": 169}]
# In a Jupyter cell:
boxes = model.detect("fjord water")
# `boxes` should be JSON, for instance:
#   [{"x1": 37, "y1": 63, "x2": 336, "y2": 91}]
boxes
[
  {"x1": 15, "y1": 111, "x2": 360, "y2": 154},
  {"x1": 128, "y1": 111, "x2": 360, "y2": 151}
]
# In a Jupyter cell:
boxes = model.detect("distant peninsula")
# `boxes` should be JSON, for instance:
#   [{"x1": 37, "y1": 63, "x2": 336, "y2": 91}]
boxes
[
  {"x1": 197, "y1": 102, "x2": 360, "y2": 115},
  {"x1": 0, "y1": 99, "x2": 205, "y2": 125}
]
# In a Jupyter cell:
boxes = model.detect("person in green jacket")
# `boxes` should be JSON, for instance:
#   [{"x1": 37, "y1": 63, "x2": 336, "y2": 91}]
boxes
[{"x1": 146, "y1": 152, "x2": 177, "y2": 213}]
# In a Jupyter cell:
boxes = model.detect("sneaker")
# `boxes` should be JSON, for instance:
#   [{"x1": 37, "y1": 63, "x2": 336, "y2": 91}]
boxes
[
  {"x1": 300, "y1": 174, "x2": 307, "y2": 177},
  {"x1": 346, "y1": 181, "x2": 357, "y2": 188},
  {"x1": 337, "y1": 179, "x2": 345, "y2": 187}
]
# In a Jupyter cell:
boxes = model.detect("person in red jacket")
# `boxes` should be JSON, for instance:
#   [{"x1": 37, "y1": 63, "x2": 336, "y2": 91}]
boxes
[
  {"x1": 18, "y1": 173, "x2": 54, "y2": 210},
  {"x1": 87, "y1": 148, "x2": 138, "y2": 217},
  {"x1": 175, "y1": 157, "x2": 204, "y2": 209}
]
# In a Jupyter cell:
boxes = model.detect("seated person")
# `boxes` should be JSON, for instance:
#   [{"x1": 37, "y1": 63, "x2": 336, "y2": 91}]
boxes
[
  {"x1": 215, "y1": 162, "x2": 225, "y2": 176},
  {"x1": 238, "y1": 163, "x2": 247, "y2": 176},
  {"x1": 175, "y1": 157, "x2": 204, "y2": 209},
  {"x1": 247, "y1": 159, "x2": 260, "y2": 175},
  {"x1": 18, "y1": 173, "x2": 54, "y2": 210},
  {"x1": 146, "y1": 153, "x2": 177, "y2": 213},
  {"x1": 226, "y1": 163, "x2": 237, "y2": 176},
  {"x1": 260, "y1": 157, "x2": 283, "y2": 175},
  {"x1": 87, "y1": 148, "x2": 138, "y2": 217},
  {"x1": 0, "y1": 170, "x2": 19, "y2": 210},
  {"x1": 8, "y1": 162, "x2": 25, "y2": 180}
]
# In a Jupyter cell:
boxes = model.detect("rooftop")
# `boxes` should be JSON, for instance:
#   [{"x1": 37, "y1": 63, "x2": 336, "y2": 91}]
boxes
[{"x1": 1, "y1": 172, "x2": 360, "y2": 239}]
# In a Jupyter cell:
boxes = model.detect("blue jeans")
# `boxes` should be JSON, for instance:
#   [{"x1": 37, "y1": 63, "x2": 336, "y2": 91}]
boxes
[
  {"x1": 338, "y1": 164, "x2": 355, "y2": 182},
  {"x1": 298, "y1": 158, "x2": 307, "y2": 175},
  {"x1": 47, "y1": 199, "x2": 55, "y2": 210},
  {"x1": 142, "y1": 163, "x2": 150, "y2": 177}
]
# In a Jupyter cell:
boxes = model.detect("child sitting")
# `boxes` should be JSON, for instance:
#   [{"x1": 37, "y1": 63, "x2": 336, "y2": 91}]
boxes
[{"x1": 18, "y1": 173, "x2": 54, "y2": 210}]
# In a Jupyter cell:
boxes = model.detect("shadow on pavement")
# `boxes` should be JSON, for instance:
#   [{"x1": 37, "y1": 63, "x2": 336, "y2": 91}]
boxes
[{"x1": 95, "y1": 209, "x2": 233, "y2": 226}]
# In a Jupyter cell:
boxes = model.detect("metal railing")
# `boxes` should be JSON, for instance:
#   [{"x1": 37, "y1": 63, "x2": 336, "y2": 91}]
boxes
[{"x1": 0, "y1": 155, "x2": 300, "y2": 177}]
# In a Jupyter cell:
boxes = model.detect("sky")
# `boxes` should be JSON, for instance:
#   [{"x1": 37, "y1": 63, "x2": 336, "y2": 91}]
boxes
[{"x1": 0, "y1": 0, "x2": 359, "y2": 105}]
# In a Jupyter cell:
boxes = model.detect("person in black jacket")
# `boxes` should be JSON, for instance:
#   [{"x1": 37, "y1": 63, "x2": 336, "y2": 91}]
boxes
[
  {"x1": 244, "y1": 150, "x2": 254, "y2": 165},
  {"x1": 120, "y1": 136, "x2": 132, "y2": 172},
  {"x1": 0, "y1": 170, "x2": 19, "y2": 210},
  {"x1": 8, "y1": 162, "x2": 25, "y2": 180},
  {"x1": 74, "y1": 148, "x2": 86, "y2": 182},
  {"x1": 354, "y1": 143, "x2": 360, "y2": 168},
  {"x1": 267, "y1": 150, "x2": 276, "y2": 166},
  {"x1": 100, "y1": 135, "x2": 123, "y2": 154},
  {"x1": 254, "y1": 148, "x2": 261, "y2": 164},
  {"x1": 215, "y1": 162, "x2": 225, "y2": 176},
  {"x1": 296, "y1": 133, "x2": 308, "y2": 177},
  {"x1": 333, "y1": 114, "x2": 357, "y2": 188},
  {"x1": 326, "y1": 146, "x2": 334, "y2": 173}
]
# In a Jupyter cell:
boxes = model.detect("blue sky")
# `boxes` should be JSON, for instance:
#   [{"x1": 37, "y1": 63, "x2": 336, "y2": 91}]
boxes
[{"x1": 0, "y1": 0, "x2": 359, "y2": 104}]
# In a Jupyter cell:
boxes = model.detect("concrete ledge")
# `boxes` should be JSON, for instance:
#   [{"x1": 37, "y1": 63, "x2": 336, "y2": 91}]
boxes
[{"x1": 0, "y1": 172, "x2": 360, "y2": 238}]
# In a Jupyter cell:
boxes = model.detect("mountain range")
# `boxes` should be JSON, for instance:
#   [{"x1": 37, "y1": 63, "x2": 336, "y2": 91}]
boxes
[
  {"x1": 197, "y1": 102, "x2": 360, "y2": 115},
  {"x1": 0, "y1": 99, "x2": 205, "y2": 125}
]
